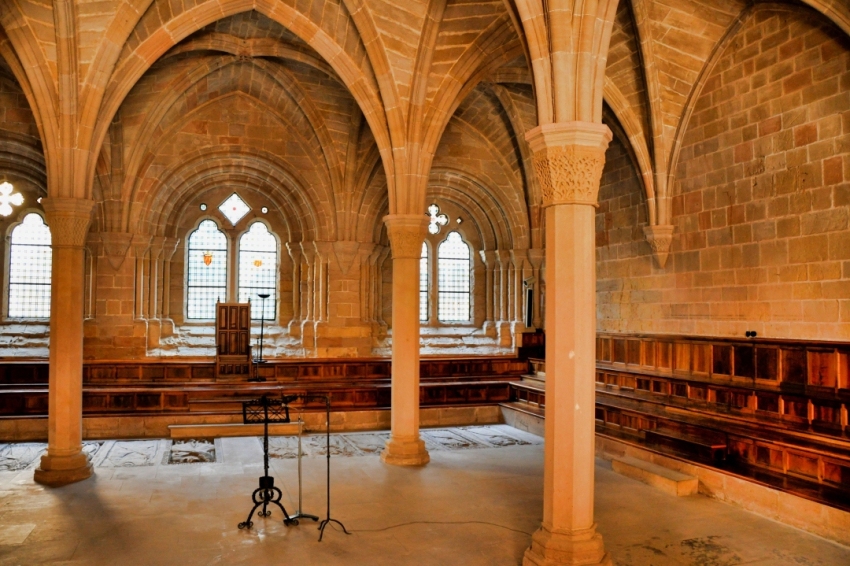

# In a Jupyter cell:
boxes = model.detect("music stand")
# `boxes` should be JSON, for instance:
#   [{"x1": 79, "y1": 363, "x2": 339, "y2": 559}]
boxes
[{"x1": 237, "y1": 394, "x2": 297, "y2": 529}]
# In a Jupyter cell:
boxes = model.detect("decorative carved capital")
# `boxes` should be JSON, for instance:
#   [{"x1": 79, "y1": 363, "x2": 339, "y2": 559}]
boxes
[
  {"x1": 643, "y1": 224, "x2": 676, "y2": 269},
  {"x1": 525, "y1": 122, "x2": 612, "y2": 208},
  {"x1": 41, "y1": 198, "x2": 94, "y2": 248},
  {"x1": 383, "y1": 214, "x2": 428, "y2": 259}
]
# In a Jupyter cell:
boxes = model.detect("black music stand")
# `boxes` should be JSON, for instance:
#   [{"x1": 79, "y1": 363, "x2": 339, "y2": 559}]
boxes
[
  {"x1": 300, "y1": 394, "x2": 350, "y2": 541},
  {"x1": 237, "y1": 395, "x2": 297, "y2": 529}
]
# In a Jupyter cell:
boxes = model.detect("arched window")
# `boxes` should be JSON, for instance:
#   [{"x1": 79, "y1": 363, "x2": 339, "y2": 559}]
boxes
[
  {"x1": 437, "y1": 231, "x2": 471, "y2": 322},
  {"x1": 238, "y1": 222, "x2": 278, "y2": 320},
  {"x1": 186, "y1": 219, "x2": 227, "y2": 319},
  {"x1": 8, "y1": 213, "x2": 51, "y2": 318},
  {"x1": 419, "y1": 242, "x2": 429, "y2": 322}
]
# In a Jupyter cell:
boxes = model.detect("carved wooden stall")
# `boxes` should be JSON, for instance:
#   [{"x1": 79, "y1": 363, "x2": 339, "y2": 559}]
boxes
[
  {"x1": 504, "y1": 333, "x2": 850, "y2": 512},
  {"x1": 215, "y1": 302, "x2": 252, "y2": 380}
]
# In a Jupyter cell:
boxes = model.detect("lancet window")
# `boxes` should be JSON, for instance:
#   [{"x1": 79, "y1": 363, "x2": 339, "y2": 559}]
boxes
[
  {"x1": 238, "y1": 222, "x2": 278, "y2": 320},
  {"x1": 420, "y1": 242, "x2": 429, "y2": 322},
  {"x1": 7, "y1": 213, "x2": 52, "y2": 318},
  {"x1": 186, "y1": 219, "x2": 228, "y2": 319},
  {"x1": 437, "y1": 232, "x2": 471, "y2": 322},
  {"x1": 420, "y1": 201, "x2": 474, "y2": 325}
]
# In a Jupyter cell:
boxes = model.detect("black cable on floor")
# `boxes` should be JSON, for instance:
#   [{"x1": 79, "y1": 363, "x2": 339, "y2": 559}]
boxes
[{"x1": 343, "y1": 520, "x2": 533, "y2": 536}]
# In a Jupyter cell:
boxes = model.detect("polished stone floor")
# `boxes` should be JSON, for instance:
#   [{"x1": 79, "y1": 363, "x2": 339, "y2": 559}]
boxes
[{"x1": 0, "y1": 425, "x2": 848, "y2": 565}]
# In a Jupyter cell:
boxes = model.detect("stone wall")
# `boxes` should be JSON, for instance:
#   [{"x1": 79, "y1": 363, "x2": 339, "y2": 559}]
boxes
[{"x1": 597, "y1": 6, "x2": 850, "y2": 341}]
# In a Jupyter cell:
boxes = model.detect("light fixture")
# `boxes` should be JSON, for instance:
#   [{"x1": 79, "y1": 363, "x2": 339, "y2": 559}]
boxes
[
  {"x1": 200, "y1": 203, "x2": 207, "y2": 211},
  {"x1": 261, "y1": 206, "x2": 268, "y2": 214},
  {"x1": 0, "y1": 181, "x2": 24, "y2": 217}
]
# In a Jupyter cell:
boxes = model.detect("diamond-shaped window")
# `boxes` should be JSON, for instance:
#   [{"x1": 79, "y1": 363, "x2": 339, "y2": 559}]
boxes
[{"x1": 219, "y1": 193, "x2": 250, "y2": 225}]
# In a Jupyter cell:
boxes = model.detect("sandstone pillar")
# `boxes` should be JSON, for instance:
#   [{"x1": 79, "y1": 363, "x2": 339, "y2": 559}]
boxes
[
  {"x1": 523, "y1": 122, "x2": 612, "y2": 566},
  {"x1": 35, "y1": 197, "x2": 95, "y2": 486},
  {"x1": 381, "y1": 214, "x2": 430, "y2": 466}
]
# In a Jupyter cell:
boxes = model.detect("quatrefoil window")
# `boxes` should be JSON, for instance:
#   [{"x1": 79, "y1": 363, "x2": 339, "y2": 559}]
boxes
[{"x1": 426, "y1": 203, "x2": 449, "y2": 235}]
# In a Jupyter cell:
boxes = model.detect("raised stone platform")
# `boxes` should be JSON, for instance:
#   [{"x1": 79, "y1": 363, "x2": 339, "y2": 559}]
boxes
[{"x1": 611, "y1": 455, "x2": 698, "y2": 496}]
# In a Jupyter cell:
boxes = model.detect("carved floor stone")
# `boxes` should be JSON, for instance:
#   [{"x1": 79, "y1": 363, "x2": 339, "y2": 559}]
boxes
[
  {"x1": 0, "y1": 444, "x2": 44, "y2": 471},
  {"x1": 265, "y1": 426, "x2": 539, "y2": 459},
  {"x1": 165, "y1": 439, "x2": 219, "y2": 464},
  {"x1": 96, "y1": 440, "x2": 161, "y2": 468}
]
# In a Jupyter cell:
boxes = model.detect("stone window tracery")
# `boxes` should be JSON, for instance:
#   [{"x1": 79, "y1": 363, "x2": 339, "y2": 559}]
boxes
[
  {"x1": 186, "y1": 219, "x2": 228, "y2": 319},
  {"x1": 7, "y1": 213, "x2": 52, "y2": 318},
  {"x1": 238, "y1": 222, "x2": 278, "y2": 320}
]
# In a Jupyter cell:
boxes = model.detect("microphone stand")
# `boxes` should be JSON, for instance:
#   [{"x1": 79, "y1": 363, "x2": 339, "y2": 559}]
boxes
[{"x1": 300, "y1": 393, "x2": 350, "y2": 541}]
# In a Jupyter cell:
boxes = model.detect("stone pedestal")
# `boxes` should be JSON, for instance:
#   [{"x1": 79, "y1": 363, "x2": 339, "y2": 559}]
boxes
[
  {"x1": 35, "y1": 198, "x2": 95, "y2": 486},
  {"x1": 523, "y1": 122, "x2": 612, "y2": 565},
  {"x1": 381, "y1": 214, "x2": 430, "y2": 466}
]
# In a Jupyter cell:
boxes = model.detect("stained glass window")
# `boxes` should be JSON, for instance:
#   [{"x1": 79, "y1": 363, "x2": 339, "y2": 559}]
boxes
[
  {"x1": 238, "y1": 222, "x2": 277, "y2": 320},
  {"x1": 419, "y1": 242, "x2": 429, "y2": 322},
  {"x1": 187, "y1": 220, "x2": 227, "y2": 319},
  {"x1": 437, "y1": 232, "x2": 470, "y2": 322},
  {"x1": 8, "y1": 213, "x2": 51, "y2": 318}
]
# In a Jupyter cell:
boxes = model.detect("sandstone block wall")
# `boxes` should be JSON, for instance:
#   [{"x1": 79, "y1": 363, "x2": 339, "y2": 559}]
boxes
[{"x1": 597, "y1": 6, "x2": 850, "y2": 341}]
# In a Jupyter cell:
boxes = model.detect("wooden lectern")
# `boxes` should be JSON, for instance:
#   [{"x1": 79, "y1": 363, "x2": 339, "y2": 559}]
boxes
[{"x1": 215, "y1": 302, "x2": 252, "y2": 380}]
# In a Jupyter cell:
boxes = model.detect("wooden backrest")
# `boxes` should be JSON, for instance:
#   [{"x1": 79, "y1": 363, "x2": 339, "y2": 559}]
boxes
[{"x1": 216, "y1": 302, "x2": 250, "y2": 356}]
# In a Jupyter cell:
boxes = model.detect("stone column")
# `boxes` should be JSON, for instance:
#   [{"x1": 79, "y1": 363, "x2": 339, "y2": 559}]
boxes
[
  {"x1": 523, "y1": 122, "x2": 612, "y2": 566},
  {"x1": 35, "y1": 197, "x2": 95, "y2": 486},
  {"x1": 479, "y1": 250, "x2": 497, "y2": 331},
  {"x1": 381, "y1": 214, "x2": 430, "y2": 466},
  {"x1": 286, "y1": 243, "x2": 302, "y2": 334}
]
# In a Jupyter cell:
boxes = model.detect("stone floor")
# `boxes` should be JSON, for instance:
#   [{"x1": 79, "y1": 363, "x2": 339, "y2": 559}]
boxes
[{"x1": 0, "y1": 425, "x2": 848, "y2": 565}]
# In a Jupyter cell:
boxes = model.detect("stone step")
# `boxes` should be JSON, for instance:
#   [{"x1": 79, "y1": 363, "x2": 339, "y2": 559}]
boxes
[
  {"x1": 499, "y1": 401, "x2": 544, "y2": 437},
  {"x1": 611, "y1": 455, "x2": 699, "y2": 497},
  {"x1": 169, "y1": 422, "x2": 303, "y2": 438}
]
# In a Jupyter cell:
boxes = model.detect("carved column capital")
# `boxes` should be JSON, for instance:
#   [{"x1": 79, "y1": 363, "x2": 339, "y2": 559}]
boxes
[
  {"x1": 383, "y1": 214, "x2": 429, "y2": 259},
  {"x1": 161, "y1": 237, "x2": 180, "y2": 262},
  {"x1": 643, "y1": 224, "x2": 676, "y2": 269},
  {"x1": 479, "y1": 250, "x2": 498, "y2": 269},
  {"x1": 41, "y1": 198, "x2": 95, "y2": 248},
  {"x1": 525, "y1": 122, "x2": 612, "y2": 208},
  {"x1": 286, "y1": 242, "x2": 302, "y2": 263},
  {"x1": 132, "y1": 234, "x2": 152, "y2": 258},
  {"x1": 527, "y1": 248, "x2": 545, "y2": 270}
]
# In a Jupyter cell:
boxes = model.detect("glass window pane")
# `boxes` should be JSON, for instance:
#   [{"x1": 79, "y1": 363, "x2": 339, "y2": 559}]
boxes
[
  {"x1": 186, "y1": 219, "x2": 227, "y2": 319},
  {"x1": 437, "y1": 232, "x2": 470, "y2": 322},
  {"x1": 238, "y1": 222, "x2": 277, "y2": 320},
  {"x1": 420, "y1": 242, "x2": 428, "y2": 322},
  {"x1": 8, "y1": 213, "x2": 51, "y2": 318}
]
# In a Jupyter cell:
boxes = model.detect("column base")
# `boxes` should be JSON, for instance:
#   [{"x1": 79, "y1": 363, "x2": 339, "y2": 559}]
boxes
[
  {"x1": 523, "y1": 524, "x2": 612, "y2": 566},
  {"x1": 34, "y1": 452, "x2": 93, "y2": 487},
  {"x1": 380, "y1": 437, "x2": 430, "y2": 466}
]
